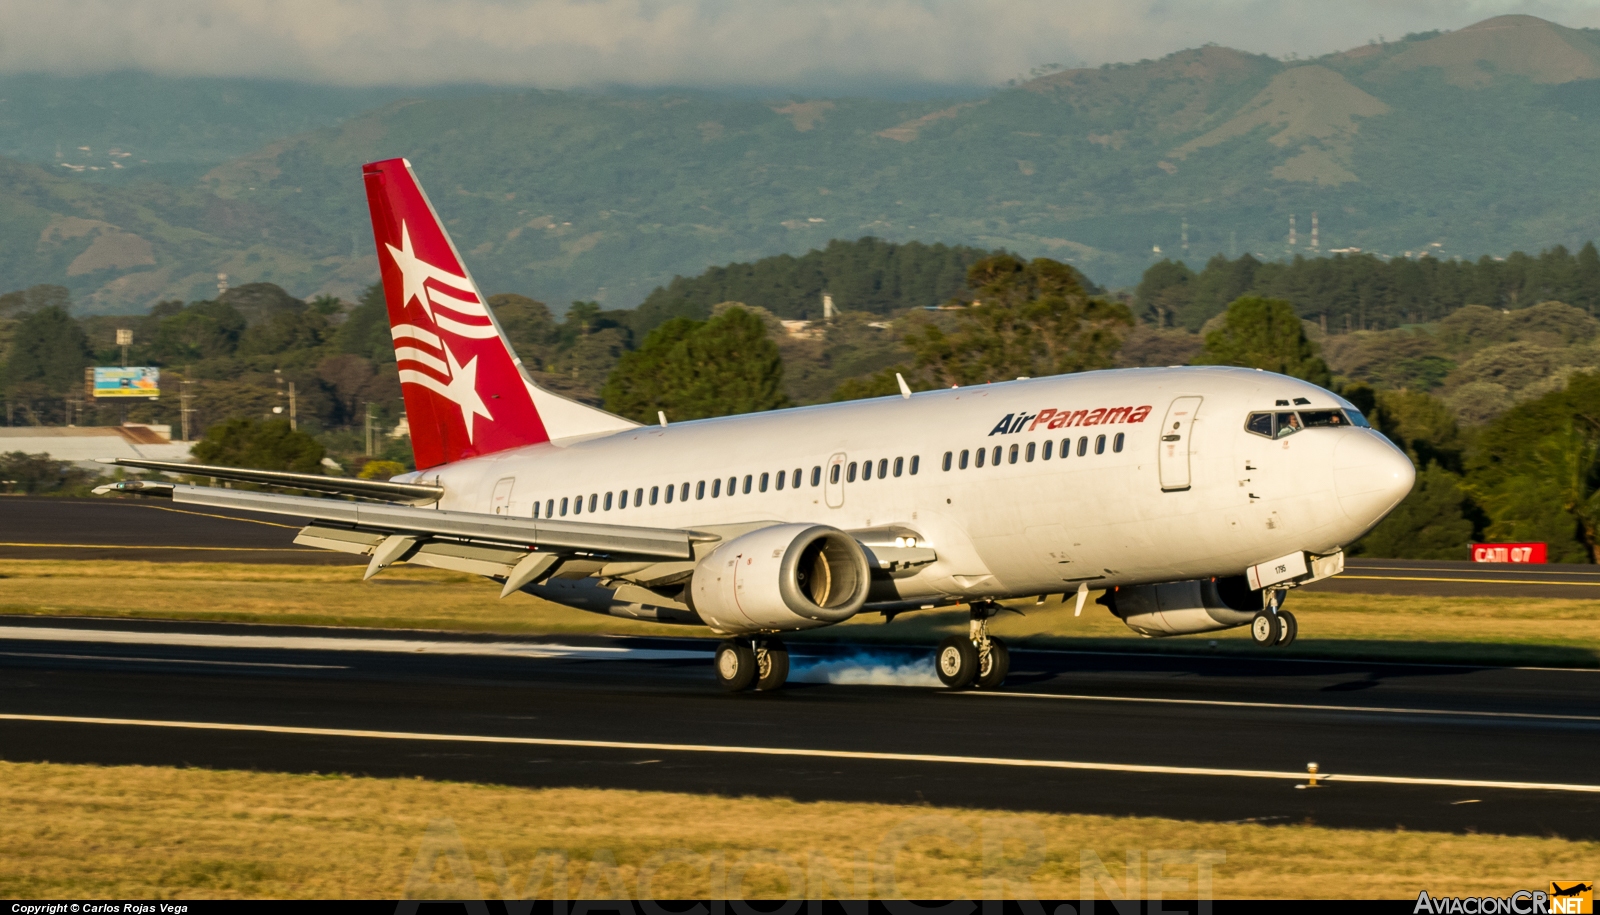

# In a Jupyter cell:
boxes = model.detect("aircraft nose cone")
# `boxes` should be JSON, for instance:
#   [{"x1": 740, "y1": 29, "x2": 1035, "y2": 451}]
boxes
[{"x1": 1333, "y1": 431, "x2": 1415, "y2": 524}]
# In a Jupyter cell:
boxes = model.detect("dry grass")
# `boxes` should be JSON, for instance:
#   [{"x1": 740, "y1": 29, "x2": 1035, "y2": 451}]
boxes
[
  {"x1": 1, "y1": 559, "x2": 1596, "y2": 666},
  {"x1": 0, "y1": 761, "x2": 1592, "y2": 900}
]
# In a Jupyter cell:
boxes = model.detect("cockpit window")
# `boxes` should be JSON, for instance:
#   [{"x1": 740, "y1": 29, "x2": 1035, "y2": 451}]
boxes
[{"x1": 1248, "y1": 408, "x2": 1368, "y2": 438}]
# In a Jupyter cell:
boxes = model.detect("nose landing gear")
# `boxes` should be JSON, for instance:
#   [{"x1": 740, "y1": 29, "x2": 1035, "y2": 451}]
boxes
[
  {"x1": 715, "y1": 637, "x2": 790, "y2": 691},
  {"x1": 1249, "y1": 591, "x2": 1297, "y2": 648},
  {"x1": 936, "y1": 602, "x2": 1010, "y2": 689}
]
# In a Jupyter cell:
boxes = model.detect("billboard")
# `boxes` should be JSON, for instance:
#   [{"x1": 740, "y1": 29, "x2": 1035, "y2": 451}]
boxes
[{"x1": 91, "y1": 366, "x2": 160, "y2": 399}]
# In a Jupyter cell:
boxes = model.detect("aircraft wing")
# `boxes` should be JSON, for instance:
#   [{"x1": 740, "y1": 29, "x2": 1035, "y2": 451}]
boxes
[{"x1": 96, "y1": 458, "x2": 444, "y2": 504}]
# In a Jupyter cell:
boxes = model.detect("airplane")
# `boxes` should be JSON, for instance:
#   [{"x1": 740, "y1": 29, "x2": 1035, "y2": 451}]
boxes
[{"x1": 97, "y1": 157, "x2": 1416, "y2": 692}]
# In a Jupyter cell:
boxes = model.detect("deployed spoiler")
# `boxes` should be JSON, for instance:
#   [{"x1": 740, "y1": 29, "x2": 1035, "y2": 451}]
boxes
[{"x1": 93, "y1": 458, "x2": 444, "y2": 505}]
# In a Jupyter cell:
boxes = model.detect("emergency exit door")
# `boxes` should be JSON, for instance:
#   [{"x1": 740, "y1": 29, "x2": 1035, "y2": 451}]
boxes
[{"x1": 1158, "y1": 396, "x2": 1203, "y2": 491}]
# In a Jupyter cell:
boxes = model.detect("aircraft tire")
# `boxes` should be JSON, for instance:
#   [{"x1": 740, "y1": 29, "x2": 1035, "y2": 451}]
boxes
[
  {"x1": 1249, "y1": 611, "x2": 1282, "y2": 648},
  {"x1": 976, "y1": 638, "x2": 1010, "y2": 689},
  {"x1": 715, "y1": 640, "x2": 758, "y2": 691},
  {"x1": 755, "y1": 639, "x2": 790, "y2": 691},
  {"x1": 1276, "y1": 610, "x2": 1298, "y2": 647},
  {"x1": 936, "y1": 635, "x2": 980, "y2": 689}
]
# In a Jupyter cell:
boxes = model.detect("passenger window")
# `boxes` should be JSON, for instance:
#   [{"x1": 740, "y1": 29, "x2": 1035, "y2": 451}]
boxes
[
  {"x1": 744, "y1": 474, "x2": 753, "y2": 494},
  {"x1": 877, "y1": 458, "x2": 888, "y2": 478},
  {"x1": 680, "y1": 482, "x2": 690, "y2": 502},
  {"x1": 1077, "y1": 437, "x2": 1088, "y2": 457},
  {"x1": 942, "y1": 451, "x2": 953, "y2": 471},
  {"x1": 533, "y1": 501, "x2": 540, "y2": 519},
  {"x1": 560, "y1": 497, "x2": 569, "y2": 516},
  {"x1": 635, "y1": 487, "x2": 643, "y2": 507},
  {"x1": 617, "y1": 491, "x2": 626, "y2": 510},
  {"x1": 992, "y1": 445, "x2": 1002, "y2": 466},
  {"x1": 975, "y1": 447, "x2": 986, "y2": 468},
  {"x1": 1061, "y1": 438, "x2": 1071, "y2": 458},
  {"x1": 664, "y1": 485, "x2": 674, "y2": 504},
  {"x1": 1043, "y1": 440, "x2": 1053, "y2": 460},
  {"x1": 830, "y1": 464, "x2": 840, "y2": 484},
  {"x1": 1008, "y1": 444, "x2": 1019, "y2": 464},
  {"x1": 1095, "y1": 435, "x2": 1106, "y2": 455},
  {"x1": 793, "y1": 469, "x2": 803, "y2": 488},
  {"x1": 862, "y1": 460, "x2": 873, "y2": 481},
  {"x1": 696, "y1": 481, "x2": 706, "y2": 500},
  {"x1": 910, "y1": 456, "x2": 919, "y2": 475},
  {"x1": 1274, "y1": 412, "x2": 1301, "y2": 439},
  {"x1": 775, "y1": 469, "x2": 785, "y2": 491},
  {"x1": 546, "y1": 499, "x2": 555, "y2": 517},
  {"x1": 1246, "y1": 412, "x2": 1273, "y2": 437},
  {"x1": 812, "y1": 466, "x2": 823, "y2": 486},
  {"x1": 847, "y1": 462, "x2": 858, "y2": 482},
  {"x1": 573, "y1": 495, "x2": 582, "y2": 515},
  {"x1": 760, "y1": 472, "x2": 769, "y2": 492},
  {"x1": 1301, "y1": 410, "x2": 1348, "y2": 428},
  {"x1": 604, "y1": 492, "x2": 613, "y2": 511},
  {"x1": 1114, "y1": 433, "x2": 1125, "y2": 453},
  {"x1": 589, "y1": 494, "x2": 598, "y2": 512},
  {"x1": 959, "y1": 449, "x2": 970, "y2": 469},
  {"x1": 711, "y1": 478, "x2": 721, "y2": 498},
  {"x1": 894, "y1": 457, "x2": 904, "y2": 477},
  {"x1": 728, "y1": 476, "x2": 737, "y2": 496},
  {"x1": 1025, "y1": 442, "x2": 1035, "y2": 462},
  {"x1": 649, "y1": 487, "x2": 659, "y2": 505}
]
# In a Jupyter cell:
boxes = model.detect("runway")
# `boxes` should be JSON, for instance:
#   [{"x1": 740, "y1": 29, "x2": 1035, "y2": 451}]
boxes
[
  {"x1": 1, "y1": 615, "x2": 1596, "y2": 840},
  {"x1": 7, "y1": 498, "x2": 1598, "y2": 596}
]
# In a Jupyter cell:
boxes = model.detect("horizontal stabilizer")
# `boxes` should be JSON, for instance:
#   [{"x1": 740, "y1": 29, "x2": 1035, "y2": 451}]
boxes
[{"x1": 96, "y1": 458, "x2": 444, "y2": 504}]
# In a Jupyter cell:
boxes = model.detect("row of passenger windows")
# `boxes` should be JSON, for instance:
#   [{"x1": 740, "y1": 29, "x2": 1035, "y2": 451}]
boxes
[
  {"x1": 531, "y1": 455, "x2": 922, "y2": 518},
  {"x1": 941, "y1": 433, "x2": 1125, "y2": 471}
]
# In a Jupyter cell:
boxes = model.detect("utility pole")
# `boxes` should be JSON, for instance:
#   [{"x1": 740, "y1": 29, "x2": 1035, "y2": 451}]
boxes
[
  {"x1": 1181, "y1": 219, "x2": 1189, "y2": 258},
  {"x1": 288, "y1": 382, "x2": 297, "y2": 432},
  {"x1": 180, "y1": 380, "x2": 194, "y2": 442},
  {"x1": 1289, "y1": 214, "x2": 1297, "y2": 250},
  {"x1": 116, "y1": 328, "x2": 132, "y2": 367},
  {"x1": 364, "y1": 403, "x2": 374, "y2": 457},
  {"x1": 1311, "y1": 211, "x2": 1320, "y2": 253}
]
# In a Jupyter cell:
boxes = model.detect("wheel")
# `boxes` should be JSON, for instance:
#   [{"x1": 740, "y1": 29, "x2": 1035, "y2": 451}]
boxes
[
  {"x1": 1250, "y1": 611, "x2": 1282, "y2": 647},
  {"x1": 715, "y1": 640, "x2": 757, "y2": 691},
  {"x1": 975, "y1": 638, "x2": 1010, "y2": 689},
  {"x1": 1276, "y1": 609, "x2": 1297, "y2": 647},
  {"x1": 936, "y1": 635, "x2": 979, "y2": 689},
  {"x1": 755, "y1": 639, "x2": 789, "y2": 691}
]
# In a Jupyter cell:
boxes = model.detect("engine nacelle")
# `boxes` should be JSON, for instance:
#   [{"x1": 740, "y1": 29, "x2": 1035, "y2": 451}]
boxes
[
  {"x1": 1099, "y1": 576, "x2": 1271, "y2": 637},
  {"x1": 689, "y1": 523, "x2": 871, "y2": 635}
]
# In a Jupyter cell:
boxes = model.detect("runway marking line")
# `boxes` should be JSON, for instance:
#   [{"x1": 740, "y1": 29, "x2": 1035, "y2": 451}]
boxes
[
  {"x1": 1339, "y1": 574, "x2": 1600, "y2": 587},
  {"x1": 0, "y1": 543, "x2": 319, "y2": 553},
  {"x1": 1, "y1": 712, "x2": 1597, "y2": 794},
  {"x1": 1351, "y1": 565, "x2": 1600, "y2": 579},
  {"x1": 961, "y1": 690, "x2": 1600, "y2": 724},
  {"x1": 0, "y1": 650, "x2": 345, "y2": 670},
  {"x1": 128, "y1": 503, "x2": 300, "y2": 529}
]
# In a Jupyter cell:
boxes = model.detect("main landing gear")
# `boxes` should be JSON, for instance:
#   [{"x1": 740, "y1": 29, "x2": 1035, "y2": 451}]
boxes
[
  {"x1": 936, "y1": 601, "x2": 1010, "y2": 690},
  {"x1": 715, "y1": 637, "x2": 790, "y2": 692},
  {"x1": 1249, "y1": 592, "x2": 1297, "y2": 648}
]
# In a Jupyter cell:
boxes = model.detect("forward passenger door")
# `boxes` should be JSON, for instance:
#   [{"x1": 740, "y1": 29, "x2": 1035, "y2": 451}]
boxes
[{"x1": 1158, "y1": 397, "x2": 1203, "y2": 492}]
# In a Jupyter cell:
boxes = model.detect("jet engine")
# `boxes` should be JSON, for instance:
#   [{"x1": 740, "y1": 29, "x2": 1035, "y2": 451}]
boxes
[
  {"x1": 1098, "y1": 576, "x2": 1272, "y2": 637},
  {"x1": 689, "y1": 523, "x2": 871, "y2": 634}
]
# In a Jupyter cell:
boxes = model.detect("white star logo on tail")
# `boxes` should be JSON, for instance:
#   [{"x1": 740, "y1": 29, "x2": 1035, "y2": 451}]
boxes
[{"x1": 396, "y1": 339, "x2": 494, "y2": 442}]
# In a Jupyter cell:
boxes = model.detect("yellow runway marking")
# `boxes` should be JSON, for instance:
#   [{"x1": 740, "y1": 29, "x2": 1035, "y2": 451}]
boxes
[
  {"x1": 125, "y1": 502, "x2": 300, "y2": 529},
  {"x1": 1340, "y1": 574, "x2": 1600, "y2": 587},
  {"x1": 0, "y1": 542, "x2": 316, "y2": 553},
  {"x1": 2, "y1": 713, "x2": 1598, "y2": 794}
]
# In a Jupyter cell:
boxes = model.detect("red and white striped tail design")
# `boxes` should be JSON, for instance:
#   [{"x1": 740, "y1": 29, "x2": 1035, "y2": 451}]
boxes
[{"x1": 362, "y1": 158, "x2": 551, "y2": 469}]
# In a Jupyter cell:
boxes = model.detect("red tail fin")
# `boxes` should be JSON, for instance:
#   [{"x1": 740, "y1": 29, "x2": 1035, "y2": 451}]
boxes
[{"x1": 363, "y1": 158, "x2": 550, "y2": 469}]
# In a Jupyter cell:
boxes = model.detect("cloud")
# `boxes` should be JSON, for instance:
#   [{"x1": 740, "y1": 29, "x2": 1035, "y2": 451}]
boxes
[{"x1": 4, "y1": 0, "x2": 1600, "y2": 91}]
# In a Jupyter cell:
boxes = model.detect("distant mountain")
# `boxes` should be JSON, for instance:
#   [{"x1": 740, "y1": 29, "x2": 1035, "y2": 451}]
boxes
[{"x1": 15, "y1": 15, "x2": 1600, "y2": 314}]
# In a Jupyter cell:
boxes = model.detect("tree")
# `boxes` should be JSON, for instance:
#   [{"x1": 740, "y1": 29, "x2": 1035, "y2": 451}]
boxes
[
  {"x1": 898, "y1": 255, "x2": 1132, "y2": 389},
  {"x1": 191, "y1": 418, "x2": 325, "y2": 473},
  {"x1": 333, "y1": 284, "x2": 395, "y2": 365},
  {"x1": 0, "y1": 451, "x2": 101, "y2": 495},
  {"x1": 1350, "y1": 464, "x2": 1476, "y2": 560},
  {"x1": 1192, "y1": 296, "x2": 1331, "y2": 386},
  {"x1": 0, "y1": 284, "x2": 71, "y2": 317},
  {"x1": 602, "y1": 307, "x2": 789, "y2": 422},
  {"x1": 2, "y1": 305, "x2": 93, "y2": 395}
]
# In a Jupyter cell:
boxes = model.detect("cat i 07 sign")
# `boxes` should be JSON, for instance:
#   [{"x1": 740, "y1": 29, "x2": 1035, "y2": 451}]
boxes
[{"x1": 1471, "y1": 543, "x2": 1547, "y2": 563}]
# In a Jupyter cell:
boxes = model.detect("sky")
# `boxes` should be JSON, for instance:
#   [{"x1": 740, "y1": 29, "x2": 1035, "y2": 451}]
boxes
[{"x1": 6, "y1": 0, "x2": 1600, "y2": 93}]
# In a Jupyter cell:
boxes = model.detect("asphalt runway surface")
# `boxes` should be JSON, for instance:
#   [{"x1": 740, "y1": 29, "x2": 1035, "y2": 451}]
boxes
[
  {"x1": 7, "y1": 497, "x2": 1600, "y2": 597},
  {"x1": 1, "y1": 615, "x2": 1596, "y2": 840}
]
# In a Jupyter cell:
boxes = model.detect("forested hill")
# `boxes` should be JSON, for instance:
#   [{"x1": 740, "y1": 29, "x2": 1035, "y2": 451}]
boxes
[
  {"x1": 19, "y1": 14, "x2": 1600, "y2": 313},
  {"x1": 633, "y1": 238, "x2": 1002, "y2": 327},
  {"x1": 1138, "y1": 243, "x2": 1600, "y2": 332}
]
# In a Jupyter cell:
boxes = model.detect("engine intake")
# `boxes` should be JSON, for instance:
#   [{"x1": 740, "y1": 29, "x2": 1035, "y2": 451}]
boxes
[
  {"x1": 689, "y1": 523, "x2": 871, "y2": 634},
  {"x1": 1098, "y1": 576, "x2": 1272, "y2": 637}
]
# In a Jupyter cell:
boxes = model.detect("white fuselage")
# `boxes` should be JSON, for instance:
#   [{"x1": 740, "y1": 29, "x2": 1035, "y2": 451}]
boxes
[{"x1": 404, "y1": 366, "x2": 1412, "y2": 606}]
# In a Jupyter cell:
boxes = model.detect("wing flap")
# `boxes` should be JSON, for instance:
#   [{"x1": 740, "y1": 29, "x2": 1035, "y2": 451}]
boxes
[{"x1": 98, "y1": 458, "x2": 444, "y2": 504}]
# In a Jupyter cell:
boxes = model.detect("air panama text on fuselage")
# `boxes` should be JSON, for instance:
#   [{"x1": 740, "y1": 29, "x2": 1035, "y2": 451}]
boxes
[{"x1": 988, "y1": 404, "x2": 1153, "y2": 436}]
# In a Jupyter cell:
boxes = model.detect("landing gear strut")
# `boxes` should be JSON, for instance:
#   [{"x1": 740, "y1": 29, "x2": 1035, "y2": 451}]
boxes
[
  {"x1": 715, "y1": 637, "x2": 789, "y2": 692},
  {"x1": 936, "y1": 602, "x2": 1009, "y2": 689}
]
